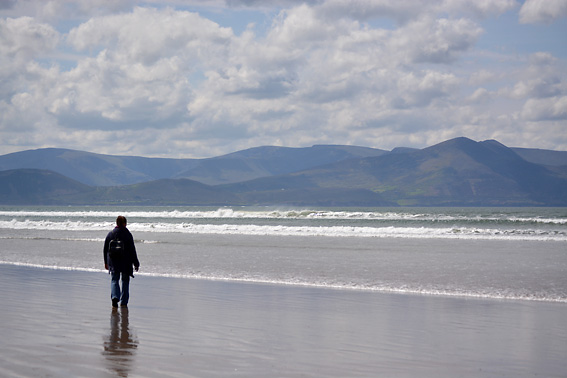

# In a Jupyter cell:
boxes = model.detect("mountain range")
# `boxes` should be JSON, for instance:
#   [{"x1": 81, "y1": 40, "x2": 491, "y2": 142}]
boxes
[
  {"x1": 0, "y1": 144, "x2": 386, "y2": 186},
  {"x1": 1, "y1": 137, "x2": 566, "y2": 206}
]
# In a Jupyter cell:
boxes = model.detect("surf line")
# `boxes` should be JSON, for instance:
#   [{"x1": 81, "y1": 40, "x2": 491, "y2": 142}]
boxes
[{"x1": 3, "y1": 261, "x2": 563, "y2": 304}]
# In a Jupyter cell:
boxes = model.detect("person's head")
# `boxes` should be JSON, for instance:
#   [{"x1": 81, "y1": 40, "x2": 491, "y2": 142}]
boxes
[{"x1": 116, "y1": 215, "x2": 127, "y2": 227}]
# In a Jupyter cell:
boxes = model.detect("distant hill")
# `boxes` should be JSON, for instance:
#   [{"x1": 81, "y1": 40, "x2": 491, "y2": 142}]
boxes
[
  {"x1": 0, "y1": 145, "x2": 386, "y2": 186},
  {"x1": 222, "y1": 137, "x2": 567, "y2": 206},
  {"x1": 0, "y1": 148, "x2": 193, "y2": 187},
  {"x1": 0, "y1": 169, "x2": 92, "y2": 205},
  {"x1": 78, "y1": 178, "x2": 239, "y2": 206},
  {"x1": 0, "y1": 169, "x2": 391, "y2": 206},
  {"x1": 0, "y1": 170, "x2": 239, "y2": 206},
  {"x1": 511, "y1": 147, "x2": 567, "y2": 167},
  {"x1": 1, "y1": 137, "x2": 566, "y2": 206},
  {"x1": 176, "y1": 145, "x2": 387, "y2": 185}
]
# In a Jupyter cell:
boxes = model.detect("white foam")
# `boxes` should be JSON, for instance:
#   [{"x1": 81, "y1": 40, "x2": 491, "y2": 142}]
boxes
[
  {"x1": 0, "y1": 219, "x2": 112, "y2": 231},
  {"x1": 1, "y1": 209, "x2": 566, "y2": 224},
  {"x1": 0, "y1": 261, "x2": 105, "y2": 273},
  {"x1": 0, "y1": 235, "x2": 157, "y2": 244},
  {"x1": 0, "y1": 219, "x2": 565, "y2": 241}
]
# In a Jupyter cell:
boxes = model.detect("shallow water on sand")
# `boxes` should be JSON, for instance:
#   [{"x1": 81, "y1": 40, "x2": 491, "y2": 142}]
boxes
[{"x1": 1, "y1": 265, "x2": 566, "y2": 377}]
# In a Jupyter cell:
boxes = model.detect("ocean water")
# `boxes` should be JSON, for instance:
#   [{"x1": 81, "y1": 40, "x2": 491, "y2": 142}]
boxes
[{"x1": 1, "y1": 206, "x2": 566, "y2": 303}]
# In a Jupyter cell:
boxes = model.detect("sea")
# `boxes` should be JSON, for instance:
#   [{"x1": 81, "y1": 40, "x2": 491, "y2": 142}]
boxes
[{"x1": 1, "y1": 206, "x2": 566, "y2": 303}]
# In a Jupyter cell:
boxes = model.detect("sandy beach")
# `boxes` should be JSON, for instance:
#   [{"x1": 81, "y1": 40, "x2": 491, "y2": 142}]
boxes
[{"x1": 0, "y1": 264, "x2": 566, "y2": 377}]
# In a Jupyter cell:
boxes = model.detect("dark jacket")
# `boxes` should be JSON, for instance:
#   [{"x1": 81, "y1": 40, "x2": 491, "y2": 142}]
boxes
[{"x1": 104, "y1": 226, "x2": 140, "y2": 277}]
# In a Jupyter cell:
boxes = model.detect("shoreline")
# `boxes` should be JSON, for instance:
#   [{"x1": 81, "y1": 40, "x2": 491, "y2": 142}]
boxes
[
  {"x1": 2, "y1": 261, "x2": 566, "y2": 304},
  {"x1": 1, "y1": 264, "x2": 566, "y2": 377}
]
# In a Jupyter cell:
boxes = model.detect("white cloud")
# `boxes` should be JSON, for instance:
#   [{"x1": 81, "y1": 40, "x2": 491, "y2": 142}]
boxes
[
  {"x1": 67, "y1": 7, "x2": 233, "y2": 66},
  {"x1": 509, "y1": 52, "x2": 566, "y2": 99},
  {"x1": 0, "y1": 16, "x2": 60, "y2": 132},
  {"x1": 317, "y1": 0, "x2": 426, "y2": 24},
  {"x1": 0, "y1": 16, "x2": 59, "y2": 61},
  {"x1": 389, "y1": 16, "x2": 483, "y2": 64},
  {"x1": 468, "y1": 69, "x2": 499, "y2": 86},
  {"x1": 0, "y1": 0, "x2": 137, "y2": 22},
  {"x1": 179, "y1": 4, "x2": 477, "y2": 152},
  {"x1": 468, "y1": 87, "x2": 491, "y2": 103},
  {"x1": 519, "y1": 0, "x2": 567, "y2": 24},
  {"x1": 442, "y1": 0, "x2": 518, "y2": 18},
  {"x1": 392, "y1": 71, "x2": 460, "y2": 108},
  {"x1": 511, "y1": 77, "x2": 563, "y2": 99},
  {"x1": 521, "y1": 96, "x2": 567, "y2": 121},
  {"x1": 0, "y1": 0, "x2": 566, "y2": 156},
  {"x1": 317, "y1": 0, "x2": 517, "y2": 23},
  {"x1": 51, "y1": 7, "x2": 235, "y2": 126}
]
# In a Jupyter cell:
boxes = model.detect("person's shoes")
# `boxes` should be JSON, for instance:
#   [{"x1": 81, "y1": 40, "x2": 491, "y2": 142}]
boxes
[
  {"x1": 112, "y1": 298, "x2": 119, "y2": 308},
  {"x1": 120, "y1": 303, "x2": 128, "y2": 307}
]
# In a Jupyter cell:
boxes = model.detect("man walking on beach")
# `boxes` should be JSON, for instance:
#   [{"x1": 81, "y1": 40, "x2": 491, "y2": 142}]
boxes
[{"x1": 104, "y1": 216, "x2": 140, "y2": 308}]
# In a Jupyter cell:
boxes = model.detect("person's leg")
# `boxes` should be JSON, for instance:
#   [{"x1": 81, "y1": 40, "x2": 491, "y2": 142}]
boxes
[
  {"x1": 120, "y1": 274, "x2": 130, "y2": 306},
  {"x1": 111, "y1": 271, "x2": 121, "y2": 307}
]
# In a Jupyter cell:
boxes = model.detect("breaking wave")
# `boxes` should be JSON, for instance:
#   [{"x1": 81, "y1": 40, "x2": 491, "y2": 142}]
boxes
[
  {"x1": 0, "y1": 219, "x2": 565, "y2": 241},
  {"x1": 1, "y1": 208, "x2": 566, "y2": 224}
]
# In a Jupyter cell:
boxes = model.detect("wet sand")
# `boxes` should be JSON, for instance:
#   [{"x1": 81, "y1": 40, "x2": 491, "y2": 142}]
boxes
[{"x1": 0, "y1": 264, "x2": 566, "y2": 377}]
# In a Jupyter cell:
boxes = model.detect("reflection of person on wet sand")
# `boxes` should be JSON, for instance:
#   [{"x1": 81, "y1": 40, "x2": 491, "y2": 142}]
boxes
[{"x1": 102, "y1": 307, "x2": 138, "y2": 377}]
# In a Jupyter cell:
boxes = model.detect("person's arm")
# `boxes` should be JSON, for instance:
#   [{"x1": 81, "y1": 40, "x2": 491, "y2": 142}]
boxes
[
  {"x1": 129, "y1": 231, "x2": 140, "y2": 272},
  {"x1": 103, "y1": 233, "x2": 110, "y2": 270}
]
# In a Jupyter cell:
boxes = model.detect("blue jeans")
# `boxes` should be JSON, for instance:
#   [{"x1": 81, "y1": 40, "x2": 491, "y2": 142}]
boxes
[{"x1": 111, "y1": 271, "x2": 130, "y2": 305}]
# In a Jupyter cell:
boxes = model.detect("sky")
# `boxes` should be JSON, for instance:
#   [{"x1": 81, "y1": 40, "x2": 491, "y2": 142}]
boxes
[{"x1": 0, "y1": 0, "x2": 566, "y2": 158}]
